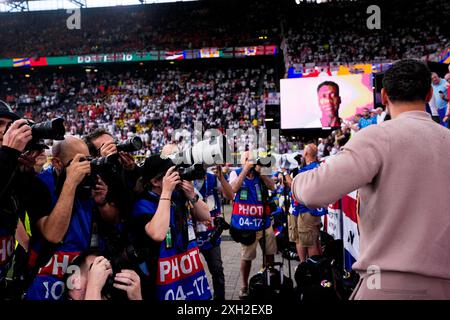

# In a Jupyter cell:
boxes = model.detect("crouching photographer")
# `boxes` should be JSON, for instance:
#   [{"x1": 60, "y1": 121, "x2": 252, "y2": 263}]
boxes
[
  {"x1": 229, "y1": 151, "x2": 277, "y2": 300},
  {"x1": 64, "y1": 251, "x2": 142, "y2": 300},
  {"x1": 131, "y1": 154, "x2": 212, "y2": 300},
  {"x1": 0, "y1": 101, "x2": 63, "y2": 299},
  {"x1": 24, "y1": 136, "x2": 117, "y2": 300}
]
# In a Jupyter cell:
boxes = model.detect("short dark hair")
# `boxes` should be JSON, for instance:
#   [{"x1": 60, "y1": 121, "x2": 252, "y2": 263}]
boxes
[
  {"x1": 382, "y1": 59, "x2": 431, "y2": 103},
  {"x1": 317, "y1": 81, "x2": 340, "y2": 96},
  {"x1": 83, "y1": 128, "x2": 113, "y2": 156}
]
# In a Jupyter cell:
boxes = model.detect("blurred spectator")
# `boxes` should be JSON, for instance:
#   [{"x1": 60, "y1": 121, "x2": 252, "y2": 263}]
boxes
[
  {"x1": 358, "y1": 108, "x2": 376, "y2": 130},
  {"x1": 431, "y1": 72, "x2": 448, "y2": 126},
  {"x1": 375, "y1": 107, "x2": 387, "y2": 124}
]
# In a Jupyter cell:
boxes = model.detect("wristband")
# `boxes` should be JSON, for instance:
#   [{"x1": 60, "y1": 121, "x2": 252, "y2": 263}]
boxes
[{"x1": 160, "y1": 198, "x2": 171, "y2": 201}]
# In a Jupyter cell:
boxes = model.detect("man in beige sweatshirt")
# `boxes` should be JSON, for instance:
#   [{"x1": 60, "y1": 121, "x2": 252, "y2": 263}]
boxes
[{"x1": 292, "y1": 59, "x2": 450, "y2": 300}]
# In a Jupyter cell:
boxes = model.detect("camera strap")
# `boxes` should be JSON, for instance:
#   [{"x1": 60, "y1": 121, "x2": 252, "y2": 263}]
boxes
[{"x1": 260, "y1": 177, "x2": 269, "y2": 268}]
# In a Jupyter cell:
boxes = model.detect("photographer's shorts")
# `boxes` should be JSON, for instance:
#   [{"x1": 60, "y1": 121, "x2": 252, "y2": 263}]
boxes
[
  {"x1": 241, "y1": 226, "x2": 277, "y2": 261},
  {"x1": 288, "y1": 213, "x2": 321, "y2": 248}
]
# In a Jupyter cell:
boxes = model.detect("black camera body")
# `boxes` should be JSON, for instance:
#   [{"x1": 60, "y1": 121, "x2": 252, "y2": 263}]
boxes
[
  {"x1": 116, "y1": 136, "x2": 143, "y2": 153},
  {"x1": 8, "y1": 118, "x2": 65, "y2": 151},
  {"x1": 102, "y1": 244, "x2": 148, "y2": 300},
  {"x1": 29, "y1": 118, "x2": 65, "y2": 141},
  {"x1": 90, "y1": 153, "x2": 121, "y2": 176},
  {"x1": 78, "y1": 154, "x2": 121, "y2": 193},
  {"x1": 256, "y1": 156, "x2": 275, "y2": 168},
  {"x1": 208, "y1": 216, "x2": 230, "y2": 245},
  {"x1": 176, "y1": 163, "x2": 206, "y2": 181}
]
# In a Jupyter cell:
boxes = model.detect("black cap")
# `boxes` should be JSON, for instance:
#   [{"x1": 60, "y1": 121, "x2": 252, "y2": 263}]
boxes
[
  {"x1": 141, "y1": 154, "x2": 174, "y2": 182},
  {"x1": 0, "y1": 100, "x2": 19, "y2": 121}
]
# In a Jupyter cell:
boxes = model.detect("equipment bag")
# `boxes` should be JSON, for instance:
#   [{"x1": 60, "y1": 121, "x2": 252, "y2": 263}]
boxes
[{"x1": 248, "y1": 262, "x2": 295, "y2": 301}]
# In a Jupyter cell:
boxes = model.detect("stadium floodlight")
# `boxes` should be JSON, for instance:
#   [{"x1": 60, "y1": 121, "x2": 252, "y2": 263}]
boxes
[
  {"x1": 0, "y1": 0, "x2": 29, "y2": 12},
  {"x1": 68, "y1": 0, "x2": 86, "y2": 7},
  {"x1": 0, "y1": 0, "x2": 198, "y2": 12}
]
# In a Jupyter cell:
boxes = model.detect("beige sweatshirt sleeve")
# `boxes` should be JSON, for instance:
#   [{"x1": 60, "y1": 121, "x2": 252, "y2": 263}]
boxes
[{"x1": 292, "y1": 125, "x2": 389, "y2": 208}]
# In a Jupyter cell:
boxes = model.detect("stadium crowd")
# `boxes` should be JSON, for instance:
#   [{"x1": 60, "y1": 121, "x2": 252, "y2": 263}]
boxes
[
  {"x1": 283, "y1": 0, "x2": 450, "y2": 68},
  {"x1": 0, "y1": 0, "x2": 449, "y2": 69},
  {"x1": 0, "y1": 0, "x2": 279, "y2": 59},
  {"x1": 0, "y1": 64, "x2": 278, "y2": 155},
  {"x1": 1, "y1": 0, "x2": 450, "y2": 303}
]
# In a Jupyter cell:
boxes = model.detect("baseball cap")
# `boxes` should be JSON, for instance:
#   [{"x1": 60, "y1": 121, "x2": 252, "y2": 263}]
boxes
[
  {"x1": 0, "y1": 100, "x2": 19, "y2": 121},
  {"x1": 141, "y1": 154, "x2": 174, "y2": 181}
]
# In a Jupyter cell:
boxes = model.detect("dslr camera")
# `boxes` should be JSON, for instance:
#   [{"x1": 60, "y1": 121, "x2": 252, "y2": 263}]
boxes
[
  {"x1": 78, "y1": 153, "x2": 121, "y2": 192},
  {"x1": 116, "y1": 136, "x2": 143, "y2": 153},
  {"x1": 102, "y1": 244, "x2": 148, "y2": 300},
  {"x1": 208, "y1": 216, "x2": 230, "y2": 245},
  {"x1": 176, "y1": 163, "x2": 207, "y2": 181},
  {"x1": 7, "y1": 118, "x2": 66, "y2": 150},
  {"x1": 167, "y1": 135, "x2": 230, "y2": 181}
]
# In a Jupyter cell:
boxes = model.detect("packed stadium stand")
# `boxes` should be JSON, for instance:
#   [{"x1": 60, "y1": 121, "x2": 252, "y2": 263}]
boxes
[
  {"x1": 0, "y1": 0, "x2": 280, "y2": 58},
  {"x1": 0, "y1": 60, "x2": 278, "y2": 154},
  {"x1": 0, "y1": 0, "x2": 448, "y2": 155},
  {"x1": 282, "y1": 0, "x2": 450, "y2": 66}
]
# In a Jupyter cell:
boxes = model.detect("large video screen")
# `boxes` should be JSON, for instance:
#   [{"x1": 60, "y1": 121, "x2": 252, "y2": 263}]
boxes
[{"x1": 280, "y1": 74, "x2": 374, "y2": 129}]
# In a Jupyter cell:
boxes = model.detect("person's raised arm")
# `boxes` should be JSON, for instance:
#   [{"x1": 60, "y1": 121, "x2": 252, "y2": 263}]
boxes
[
  {"x1": 144, "y1": 167, "x2": 180, "y2": 242},
  {"x1": 215, "y1": 165, "x2": 234, "y2": 200},
  {"x1": 36, "y1": 154, "x2": 90, "y2": 244},
  {"x1": 113, "y1": 269, "x2": 142, "y2": 300},
  {"x1": 179, "y1": 180, "x2": 211, "y2": 223},
  {"x1": 292, "y1": 126, "x2": 387, "y2": 208},
  {"x1": 282, "y1": 169, "x2": 293, "y2": 188},
  {"x1": 0, "y1": 120, "x2": 32, "y2": 195},
  {"x1": 230, "y1": 162, "x2": 253, "y2": 194},
  {"x1": 255, "y1": 165, "x2": 276, "y2": 191},
  {"x1": 85, "y1": 256, "x2": 113, "y2": 300}
]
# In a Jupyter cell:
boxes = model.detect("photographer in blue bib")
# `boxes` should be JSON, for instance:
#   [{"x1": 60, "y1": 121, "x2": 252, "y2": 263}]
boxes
[
  {"x1": 193, "y1": 165, "x2": 234, "y2": 301},
  {"x1": 24, "y1": 136, "x2": 118, "y2": 300},
  {"x1": 229, "y1": 151, "x2": 277, "y2": 299},
  {"x1": 83, "y1": 129, "x2": 142, "y2": 272},
  {"x1": 131, "y1": 154, "x2": 212, "y2": 300},
  {"x1": 282, "y1": 144, "x2": 327, "y2": 263}
]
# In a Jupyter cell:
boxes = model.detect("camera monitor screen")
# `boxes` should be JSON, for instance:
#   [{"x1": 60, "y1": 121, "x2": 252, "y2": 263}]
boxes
[{"x1": 280, "y1": 74, "x2": 374, "y2": 129}]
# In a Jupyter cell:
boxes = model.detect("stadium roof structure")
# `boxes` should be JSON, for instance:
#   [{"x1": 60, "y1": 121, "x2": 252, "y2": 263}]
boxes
[{"x1": 0, "y1": 0, "x2": 197, "y2": 12}]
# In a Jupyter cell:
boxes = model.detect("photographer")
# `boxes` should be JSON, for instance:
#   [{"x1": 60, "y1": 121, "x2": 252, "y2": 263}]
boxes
[
  {"x1": 193, "y1": 165, "x2": 234, "y2": 301},
  {"x1": 24, "y1": 136, "x2": 117, "y2": 300},
  {"x1": 83, "y1": 129, "x2": 140, "y2": 256},
  {"x1": 131, "y1": 154, "x2": 212, "y2": 300},
  {"x1": 64, "y1": 251, "x2": 142, "y2": 300},
  {"x1": 283, "y1": 144, "x2": 325, "y2": 263},
  {"x1": 229, "y1": 151, "x2": 277, "y2": 300},
  {"x1": 83, "y1": 128, "x2": 141, "y2": 192},
  {"x1": 0, "y1": 101, "x2": 44, "y2": 298}
]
